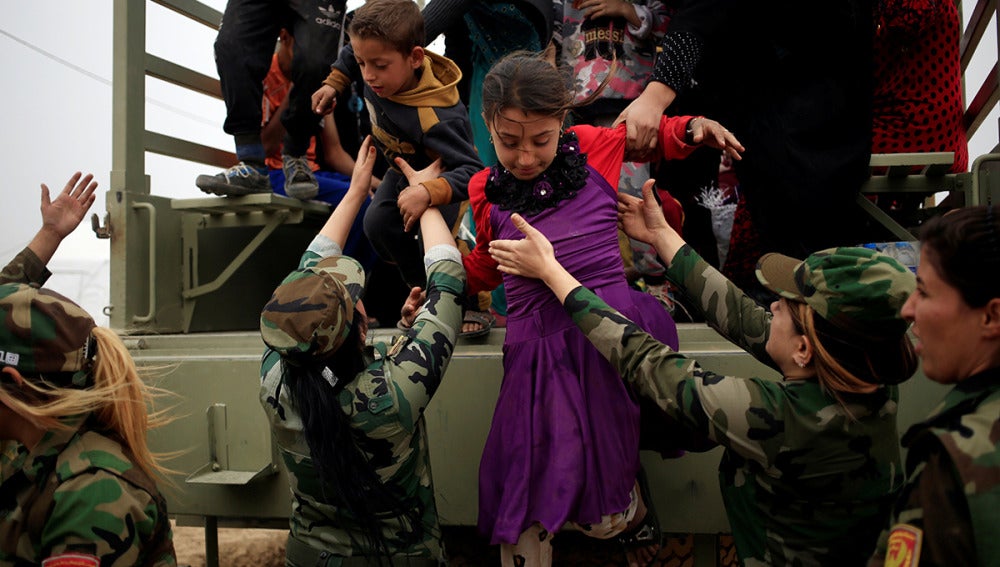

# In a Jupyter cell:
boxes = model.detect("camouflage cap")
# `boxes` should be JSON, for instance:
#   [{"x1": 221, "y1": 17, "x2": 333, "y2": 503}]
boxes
[
  {"x1": 0, "y1": 283, "x2": 96, "y2": 386},
  {"x1": 756, "y1": 247, "x2": 916, "y2": 336},
  {"x1": 260, "y1": 256, "x2": 366, "y2": 358}
]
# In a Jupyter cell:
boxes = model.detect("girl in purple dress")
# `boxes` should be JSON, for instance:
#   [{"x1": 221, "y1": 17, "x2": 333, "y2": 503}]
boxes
[{"x1": 462, "y1": 53, "x2": 742, "y2": 566}]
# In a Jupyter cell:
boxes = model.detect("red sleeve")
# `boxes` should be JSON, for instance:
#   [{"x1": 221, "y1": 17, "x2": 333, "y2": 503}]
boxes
[
  {"x1": 570, "y1": 117, "x2": 697, "y2": 191},
  {"x1": 463, "y1": 169, "x2": 503, "y2": 295},
  {"x1": 655, "y1": 115, "x2": 699, "y2": 160}
]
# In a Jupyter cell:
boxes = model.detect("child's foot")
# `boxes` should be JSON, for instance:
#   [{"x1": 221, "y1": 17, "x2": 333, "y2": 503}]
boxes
[
  {"x1": 195, "y1": 162, "x2": 271, "y2": 196},
  {"x1": 619, "y1": 468, "x2": 661, "y2": 567},
  {"x1": 282, "y1": 154, "x2": 319, "y2": 199},
  {"x1": 459, "y1": 310, "x2": 495, "y2": 339}
]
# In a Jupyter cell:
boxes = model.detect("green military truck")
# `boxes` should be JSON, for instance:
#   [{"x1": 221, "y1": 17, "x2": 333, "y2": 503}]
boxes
[{"x1": 106, "y1": 1, "x2": 1000, "y2": 565}]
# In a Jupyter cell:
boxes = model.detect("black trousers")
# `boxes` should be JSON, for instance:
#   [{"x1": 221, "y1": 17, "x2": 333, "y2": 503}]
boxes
[
  {"x1": 215, "y1": 0, "x2": 347, "y2": 152},
  {"x1": 363, "y1": 169, "x2": 462, "y2": 289}
]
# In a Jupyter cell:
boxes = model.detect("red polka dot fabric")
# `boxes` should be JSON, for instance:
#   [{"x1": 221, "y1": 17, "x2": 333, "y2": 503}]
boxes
[{"x1": 873, "y1": 0, "x2": 968, "y2": 173}]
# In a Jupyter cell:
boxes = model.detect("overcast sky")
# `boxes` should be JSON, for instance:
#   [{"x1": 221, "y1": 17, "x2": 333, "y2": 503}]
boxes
[{"x1": 1, "y1": 3, "x2": 997, "y2": 324}]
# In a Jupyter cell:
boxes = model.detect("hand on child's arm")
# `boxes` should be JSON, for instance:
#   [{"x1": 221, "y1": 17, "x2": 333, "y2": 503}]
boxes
[
  {"x1": 398, "y1": 186, "x2": 431, "y2": 232},
  {"x1": 614, "y1": 83, "x2": 676, "y2": 160},
  {"x1": 30, "y1": 172, "x2": 98, "y2": 264},
  {"x1": 490, "y1": 213, "x2": 580, "y2": 302},
  {"x1": 311, "y1": 85, "x2": 338, "y2": 115},
  {"x1": 617, "y1": 180, "x2": 685, "y2": 266},
  {"x1": 689, "y1": 117, "x2": 744, "y2": 160},
  {"x1": 395, "y1": 156, "x2": 445, "y2": 232}
]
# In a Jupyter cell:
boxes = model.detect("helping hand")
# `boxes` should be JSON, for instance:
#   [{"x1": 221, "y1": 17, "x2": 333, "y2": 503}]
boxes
[
  {"x1": 688, "y1": 117, "x2": 745, "y2": 161},
  {"x1": 618, "y1": 180, "x2": 686, "y2": 265},
  {"x1": 488, "y1": 213, "x2": 556, "y2": 280},
  {"x1": 617, "y1": 179, "x2": 672, "y2": 244},
  {"x1": 41, "y1": 172, "x2": 97, "y2": 240},
  {"x1": 399, "y1": 286, "x2": 426, "y2": 329},
  {"x1": 311, "y1": 85, "x2": 338, "y2": 115},
  {"x1": 395, "y1": 156, "x2": 444, "y2": 232},
  {"x1": 349, "y1": 135, "x2": 377, "y2": 196},
  {"x1": 614, "y1": 84, "x2": 675, "y2": 160}
]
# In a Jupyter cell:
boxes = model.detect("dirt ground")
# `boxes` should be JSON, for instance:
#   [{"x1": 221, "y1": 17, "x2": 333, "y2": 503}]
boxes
[{"x1": 172, "y1": 522, "x2": 286, "y2": 567}]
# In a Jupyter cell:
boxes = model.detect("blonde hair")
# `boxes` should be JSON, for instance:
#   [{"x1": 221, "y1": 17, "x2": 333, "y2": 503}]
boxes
[
  {"x1": 789, "y1": 301, "x2": 917, "y2": 413},
  {"x1": 0, "y1": 326, "x2": 172, "y2": 480}
]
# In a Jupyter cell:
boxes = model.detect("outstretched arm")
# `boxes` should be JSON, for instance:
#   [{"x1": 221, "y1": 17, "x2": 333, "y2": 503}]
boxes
[
  {"x1": 2, "y1": 172, "x2": 97, "y2": 286},
  {"x1": 318, "y1": 136, "x2": 376, "y2": 248},
  {"x1": 30, "y1": 172, "x2": 98, "y2": 265}
]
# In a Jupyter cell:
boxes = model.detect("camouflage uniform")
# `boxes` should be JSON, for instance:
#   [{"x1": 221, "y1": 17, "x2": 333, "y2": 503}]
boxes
[
  {"x1": 869, "y1": 367, "x2": 1000, "y2": 566},
  {"x1": 0, "y1": 247, "x2": 176, "y2": 566},
  {"x1": 563, "y1": 245, "x2": 905, "y2": 566},
  {"x1": 259, "y1": 237, "x2": 465, "y2": 564}
]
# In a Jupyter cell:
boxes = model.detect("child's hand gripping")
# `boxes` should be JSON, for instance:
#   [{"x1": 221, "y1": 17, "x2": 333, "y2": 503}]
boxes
[
  {"x1": 394, "y1": 156, "x2": 445, "y2": 233},
  {"x1": 312, "y1": 85, "x2": 338, "y2": 115}
]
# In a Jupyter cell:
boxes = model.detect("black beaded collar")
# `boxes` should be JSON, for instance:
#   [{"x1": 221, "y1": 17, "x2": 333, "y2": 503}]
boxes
[{"x1": 485, "y1": 132, "x2": 589, "y2": 216}]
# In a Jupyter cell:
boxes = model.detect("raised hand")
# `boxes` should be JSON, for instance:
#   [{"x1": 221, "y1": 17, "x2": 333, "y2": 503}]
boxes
[
  {"x1": 41, "y1": 172, "x2": 97, "y2": 240},
  {"x1": 349, "y1": 135, "x2": 377, "y2": 196}
]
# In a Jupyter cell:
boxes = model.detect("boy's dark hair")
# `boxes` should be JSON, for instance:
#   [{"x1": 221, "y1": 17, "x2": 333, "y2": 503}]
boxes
[
  {"x1": 920, "y1": 204, "x2": 1000, "y2": 308},
  {"x1": 349, "y1": 0, "x2": 425, "y2": 54}
]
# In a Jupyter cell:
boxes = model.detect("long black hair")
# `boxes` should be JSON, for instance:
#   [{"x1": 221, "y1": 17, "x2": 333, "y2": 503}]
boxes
[{"x1": 283, "y1": 310, "x2": 427, "y2": 559}]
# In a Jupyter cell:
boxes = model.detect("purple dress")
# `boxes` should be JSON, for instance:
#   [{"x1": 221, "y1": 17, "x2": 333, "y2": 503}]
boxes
[{"x1": 478, "y1": 166, "x2": 679, "y2": 544}]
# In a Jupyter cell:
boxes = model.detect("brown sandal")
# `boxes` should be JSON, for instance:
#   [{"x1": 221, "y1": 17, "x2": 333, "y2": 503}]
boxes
[{"x1": 459, "y1": 310, "x2": 495, "y2": 339}]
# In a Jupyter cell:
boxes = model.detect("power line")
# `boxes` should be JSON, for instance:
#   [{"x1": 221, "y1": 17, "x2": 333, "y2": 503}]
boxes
[
  {"x1": 0, "y1": 27, "x2": 220, "y2": 128},
  {"x1": 0, "y1": 27, "x2": 109, "y2": 85}
]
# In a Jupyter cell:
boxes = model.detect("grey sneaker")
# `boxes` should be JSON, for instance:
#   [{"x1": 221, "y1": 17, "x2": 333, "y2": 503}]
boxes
[
  {"x1": 282, "y1": 154, "x2": 319, "y2": 199},
  {"x1": 195, "y1": 162, "x2": 271, "y2": 196}
]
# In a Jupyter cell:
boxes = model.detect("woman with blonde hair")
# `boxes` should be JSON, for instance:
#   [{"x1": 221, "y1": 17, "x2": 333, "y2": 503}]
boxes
[
  {"x1": 488, "y1": 180, "x2": 920, "y2": 566},
  {"x1": 0, "y1": 172, "x2": 175, "y2": 566}
]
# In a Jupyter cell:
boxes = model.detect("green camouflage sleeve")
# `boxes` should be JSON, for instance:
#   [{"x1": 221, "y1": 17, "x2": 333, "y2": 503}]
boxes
[
  {"x1": 0, "y1": 247, "x2": 51, "y2": 286},
  {"x1": 666, "y1": 244, "x2": 773, "y2": 367},
  {"x1": 564, "y1": 285, "x2": 789, "y2": 467},
  {"x1": 383, "y1": 257, "x2": 465, "y2": 429},
  {"x1": 43, "y1": 469, "x2": 176, "y2": 566}
]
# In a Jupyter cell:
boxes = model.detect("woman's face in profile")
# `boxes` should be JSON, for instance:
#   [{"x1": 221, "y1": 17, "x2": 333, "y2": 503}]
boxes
[{"x1": 902, "y1": 247, "x2": 984, "y2": 383}]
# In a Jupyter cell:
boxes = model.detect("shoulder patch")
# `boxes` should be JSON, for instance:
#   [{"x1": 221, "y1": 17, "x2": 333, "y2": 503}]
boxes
[
  {"x1": 42, "y1": 553, "x2": 100, "y2": 567},
  {"x1": 885, "y1": 523, "x2": 922, "y2": 567}
]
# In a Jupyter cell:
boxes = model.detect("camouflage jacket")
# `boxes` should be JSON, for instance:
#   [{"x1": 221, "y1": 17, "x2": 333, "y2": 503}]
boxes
[
  {"x1": 260, "y1": 239, "x2": 465, "y2": 562},
  {"x1": 564, "y1": 245, "x2": 903, "y2": 566},
  {"x1": 0, "y1": 247, "x2": 176, "y2": 567},
  {"x1": 869, "y1": 367, "x2": 1000, "y2": 567},
  {"x1": 0, "y1": 416, "x2": 176, "y2": 567},
  {"x1": 0, "y1": 247, "x2": 50, "y2": 287}
]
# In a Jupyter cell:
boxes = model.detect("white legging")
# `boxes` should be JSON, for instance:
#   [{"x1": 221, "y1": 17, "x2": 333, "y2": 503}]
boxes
[{"x1": 499, "y1": 482, "x2": 639, "y2": 567}]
